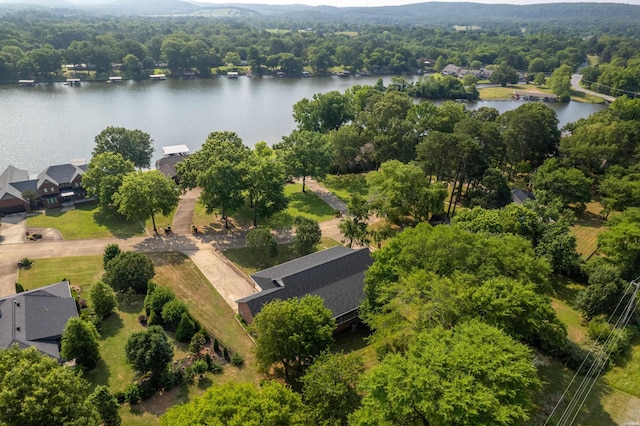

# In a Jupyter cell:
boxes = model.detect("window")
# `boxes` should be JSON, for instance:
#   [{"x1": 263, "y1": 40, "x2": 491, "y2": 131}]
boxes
[
  {"x1": 47, "y1": 198, "x2": 56, "y2": 205},
  {"x1": 43, "y1": 188, "x2": 48, "y2": 193}
]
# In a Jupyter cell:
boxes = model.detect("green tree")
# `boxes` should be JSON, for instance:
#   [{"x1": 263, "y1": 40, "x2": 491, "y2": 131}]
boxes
[
  {"x1": 103, "y1": 243, "x2": 122, "y2": 268},
  {"x1": 597, "y1": 207, "x2": 640, "y2": 279},
  {"x1": 89, "y1": 385, "x2": 121, "y2": 426},
  {"x1": 339, "y1": 195, "x2": 371, "y2": 248},
  {"x1": 60, "y1": 317, "x2": 101, "y2": 370},
  {"x1": 251, "y1": 296, "x2": 335, "y2": 386},
  {"x1": 175, "y1": 313, "x2": 196, "y2": 343},
  {"x1": 246, "y1": 227, "x2": 278, "y2": 265},
  {"x1": 224, "y1": 51, "x2": 241, "y2": 66},
  {"x1": 160, "y1": 381, "x2": 308, "y2": 425},
  {"x1": 93, "y1": 126, "x2": 154, "y2": 169},
  {"x1": 533, "y1": 158, "x2": 592, "y2": 207},
  {"x1": 244, "y1": 143, "x2": 288, "y2": 226},
  {"x1": 352, "y1": 321, "x2": 540, "y2": 425},
  {"x1": 125, "y1": 325, "x2": 174, "y2": 377},
  {"x1": 0, "y1": 346, "x2": 99, "y2": 425},
  {"x1": 82, "y1": 152, "x2": 135, "y2": 213},
  {"x1": 89, "y1": 280, "x2": 117, "y2": 319},
  {"x1": 275, "y1": 130, "x2": 332, "y2": 193},
  {"x1": 489, "y1": 62, "x2": 519, "y2": 87},
  {"x1": 144, "y1": 285, "x2": 175, "y2": 317},
  {"x1": 576, "y1": 258, "x2": 629, "y2": 319},
  {"x1": 113, "y1": 170, "x2": 179, "y2": 234},
  {"x1": 293, "y1": 91, "x2": 354, "y2": 133},
  {"x1": 161, "y1": 299, "x2": 188, "y2": 330},
  {"x1": 301, "y1": 352, "x2": 365, "y2": 425},
  {"x1": 548, "y1": 63, "x2": 573, "y2": 101},
  {"x1": 198, "y1": 159, "x2": 247, "y2": 229},
  {"x1": 104, "y1": 251, "x2": 155, "y2": 294},
  {"x1": 367, "y1": 160, "x2": 447, "y2": 225},
  {"x1": 292, "y1": 216, "x2": 322, "y2": 256}
]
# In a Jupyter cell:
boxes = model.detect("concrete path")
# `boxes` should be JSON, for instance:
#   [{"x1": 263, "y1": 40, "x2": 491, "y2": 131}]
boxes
[
  {"x1": 571, "y1": 74, "x2": 615, "y2": 103},
  {"x1": 1, "y1": 213, "x2": 26, "y2": 244},
  {"x1": 304, "y1": 177, "x2": 349, "y2": 214},
  {"x1": 172, "y1": 188, "x2": 201, "y2": 234}
]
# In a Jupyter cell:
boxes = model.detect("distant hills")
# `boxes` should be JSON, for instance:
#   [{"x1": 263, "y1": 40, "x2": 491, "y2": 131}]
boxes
[{"x1": 1, "y1": 0, "x2": 640, "y2": 31}]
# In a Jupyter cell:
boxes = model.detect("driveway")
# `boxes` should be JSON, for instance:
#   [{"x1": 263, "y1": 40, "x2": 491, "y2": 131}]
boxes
[
  {"x1": 571, "y1": 74, "x2": 615, "y2": 103},
  {"x1": 0, "y1": 213, "x2": 26, "y2": 244}
]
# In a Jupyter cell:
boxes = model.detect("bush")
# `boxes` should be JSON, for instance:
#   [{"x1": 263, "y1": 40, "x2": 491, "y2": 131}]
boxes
[
  {"x1": 147, "y1": 311, "x2": 162, "y2": 326},
  {"x1": 161, "y1": 299, "x2": 188, "y2": 331},
  {"x1": 15, "y1": 283, "x2": 25, "y2": 293},
  {"x1": 189, "y1": 331, "x2": 207, "y2": 354},
  {"x1": 19, "y1": 257, "x2": 32, "y2": 267},
  {"x1": 213, "y1": 338, "x2": 219, "y2": 353},
  {"x1": 193, "y1": 360, "x2": 208, "y2": 377},
  {"x1": 103, "y1": 251, "x2": 154, "y2": 294},
  {"x1": 124, "y1": 384, "x2": 141, "y2": 404},
  {"x1": 144, "y1": 286, "x2": 175, "y2": 317},
  {"x1": 209, "y1": 361, "x2": 223, "y2": 374},
  {"x1": 230, "y1": 353, "x2": 244, "y2": 367},
  {"x1": 103, "y1": 244, "x2": 121, "y2": 269},
  {"x1": 89, "y1": 281, "x2": 118, "y2": 319},
  {"x1": 223, "y1": 347, "x2": 230, "y2": 361},
  {"x1": 175, "y1": 313, "x2": 196, "y2": 343}
]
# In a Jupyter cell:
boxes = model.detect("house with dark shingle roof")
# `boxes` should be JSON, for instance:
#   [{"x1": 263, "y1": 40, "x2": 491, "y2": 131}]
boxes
[
  {"x1": 37, "y1": 163, "x2": 86, "y2": 209},
  {"x1": 0, "y1": 165, "x2": 37, "y2": 215},
  {"x1": 511, "y1": 188, "x2": 535, "y2": 205},
  {"x1": 236, "y1": 246, "x2": 373, "y2": 331},
  {"x1": 0, "y1": 281, "x2": 78, "y2": 360}
]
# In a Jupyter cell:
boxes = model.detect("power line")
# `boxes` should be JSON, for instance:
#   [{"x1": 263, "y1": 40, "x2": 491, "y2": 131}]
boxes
[{"x1": 546, "y1": 277, "x2": 640, "y2": 425}]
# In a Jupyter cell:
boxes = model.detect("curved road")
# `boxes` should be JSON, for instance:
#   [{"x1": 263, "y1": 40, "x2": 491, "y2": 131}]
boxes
[{"x1": 571, "y1": 74, "x2": 615, "y2": 103}]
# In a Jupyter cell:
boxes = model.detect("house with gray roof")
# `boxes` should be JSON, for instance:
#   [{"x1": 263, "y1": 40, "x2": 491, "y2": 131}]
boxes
[
  {"x1": 511, "y1": 188, "x2": 535, "y2": 205},
  {"x1": 236, "y1": 246, "x2": 373, "y2": 331},
  {"x1": 0, "y1": 281, "x2": 78, "y2": 360},
  {"x1": 37, "y1": 163, "x2": 86, "y2": 209},
  {"x1": 0, "y1": 165, "x2": 37, "y2": 215}
]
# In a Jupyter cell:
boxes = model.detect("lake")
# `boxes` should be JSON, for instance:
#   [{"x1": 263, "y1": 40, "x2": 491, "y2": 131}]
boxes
[{"x1": 0, "y1": 76, "x2": 605, "y2": 173}]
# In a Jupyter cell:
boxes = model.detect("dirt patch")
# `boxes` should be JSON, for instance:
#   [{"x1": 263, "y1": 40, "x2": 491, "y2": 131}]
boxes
[{"x1": 26, "y1": 227, "x2": 63, "y2": 242}]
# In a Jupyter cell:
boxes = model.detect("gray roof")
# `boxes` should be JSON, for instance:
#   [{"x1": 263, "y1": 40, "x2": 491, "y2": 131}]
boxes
[
  {"x1": 511, "y1": 188, "x2": 535, "y2": 205},
  {"x1": 0, "y1": 165, "x2": 36, "y2": 205},
  {"x1": 237, "y1": 247, "x2": 373, "y2": 322},
  {"x1": 0, "y1": 281, "x2": 78, "y2": 360},
  {"x1": 155, "y1": 156, "x2": 187, "y2": 179},
  {"x1": 38, "y1": 163, "x2": 84, "y2": 187}
]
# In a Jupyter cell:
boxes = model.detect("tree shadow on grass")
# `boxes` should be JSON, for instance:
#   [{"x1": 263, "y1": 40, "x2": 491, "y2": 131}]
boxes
[
  {"x1": 321, "y1": 174, "x2": 369, "y2": 199},
  {"x1": 132, "y1": 234, "x2": 197, "y2": 254},
  {"x1": 148, "y1": 251, "x2": 188, "y2": 267},
  {"x1": 127, "y1": 385, "x2": 190, "y2": 418},
  {"x1": 100, "y1": 311, "x2": 125, "y2": 338},
  {"x1": 116, "y1": 294, "x2": 145, "y2": 314},
  {"x1": 84, "y1": 357, "x2": 111, "y2": 389},
  {"x1": 197, "y1": 376, "x2": 213, "y2": 390},
  {"x1": 550, "y1": 275, "x2": 585, "y2": 306},
  {"x1": 287, "y1": 191, "x2": 336, "y2": 217},
  {"x1": 89, "y1": 206, "x2": 143, "y2": 239}
]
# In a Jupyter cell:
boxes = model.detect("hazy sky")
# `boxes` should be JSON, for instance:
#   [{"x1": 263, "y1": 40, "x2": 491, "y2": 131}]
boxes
[
  {"x1": 63, "y1": 0, "x2": 640, "y2": 7},
  {"x1": 188, "y1": 0, "x2": 640, "y2": 6}
]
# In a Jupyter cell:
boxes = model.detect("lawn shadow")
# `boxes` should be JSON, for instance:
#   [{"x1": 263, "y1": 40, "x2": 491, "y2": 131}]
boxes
[
  {"x1": 268, "y1": 212, "x2": 295, "y2": 229},
  {"x1": 550, "y1": 275, "x2": 584, "y2": 306},
  {"x1": 116, "y1": 294, "x2": 145, "y2": 314},
  {"x1": 148, "y1": 251, "x2": 188, "y2": 267},
  {"x1": 575, "y1": 209, "x2": 605, "y2": 228},
  {"x1": 100, "y1": 311, "x2": 125, "y2": 338},
  {"x1": 90, "y1": 206, "x2": 143, "y2": 238},
  {"x1": 332, "y1": 323, "x2": 372, "y2": 354},
  {"x1": 287, "y1": 191, "x2": 336, "y2": 216},
  {"x1": 84, "y1": 357, "x2": 111, "y2": 390},
  {"x1": 127, "y1": 385, "x2": 190, "y2": 418},
  {"x1": 197, "y1": 376, "x2": 213, "y2": 390},
  {"x1": 132, "y1": 234, "x2": 198, "y2": 253},
  {"x1": 321, "y1": 174, "x2": 369, "y2": 199}
]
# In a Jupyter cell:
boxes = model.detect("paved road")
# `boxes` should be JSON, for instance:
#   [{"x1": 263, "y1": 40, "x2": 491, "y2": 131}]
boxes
[{"x1": 571, "y1": 74, "x2": 615, "y2": 103}]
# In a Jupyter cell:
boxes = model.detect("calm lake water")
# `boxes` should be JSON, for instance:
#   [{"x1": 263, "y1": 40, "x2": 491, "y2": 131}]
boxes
[{"x1": 0, "y1": 76, "x2": 605, "y2": 173}]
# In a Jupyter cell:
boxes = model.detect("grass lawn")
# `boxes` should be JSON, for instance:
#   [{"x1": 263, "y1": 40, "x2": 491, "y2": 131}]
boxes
[
  {"x1": 192, "y1": 183, "x2": 338, "y2": 233},
  {"x1": 27, "y1": 204, "x2": 145, "y2": 239},
  {"x1": 549, "y1": 275, "x2": 589, "y2": 344},
  {"x1": 604, "y1": 336, "x2": 640, "y2": 398},
  {"x1": 479, "y1": 84, "x2": 555, "y2": 100},
  {"x1": 319, "y1": 174, "x2": 369, "y2": 203},
  {"x1": 223, "y1": 238, "x2": 341, "y2": 275},
  {"x1": 570, "y1": 201, "x2": 607, "y2": 258},
  {"x1": 18, "y1": 252, "x2": 259, "y2": 425}
]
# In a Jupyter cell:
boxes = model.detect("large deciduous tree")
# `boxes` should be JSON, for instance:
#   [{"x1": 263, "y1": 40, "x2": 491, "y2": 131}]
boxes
[
  {"x1": 597, "y1": 207, "x2": 640, "y2": 280},
  {"x1": 82, "y1": 152, "x2": 135, "y2": 213},
  {"x1": 244, "y1": 143, "x2": 288, "y2": 226},
  {"x1": 160, "y1": 381, "x2": 308, "y2": 425},
  {"x1": 250, "y1": 295, "x2": 335, "y2": 387},
  {"x1": 113, "y1": 170, "x2": 179, "y2": 233},
  {"x1": 293, "y1": 90, "x2": 354, "y2": 133},
  {"x1": 533, "y1": 158, "x2": 592, "y2": 207},
  {"x1": 351, "y1": 321, "x2": 540, "y2": 425},
  {"x1": 125, "y1": 325, "x2": 174, "y2": 378},
  {"x1": 489, "y1": 62, "x2": 519, "y2": 87},
  {"x1": 367, "y1": 160, "x2": 447, "y2": 225},
  {"x1": 0, "y1": 346, "x2": 99, "y2": 425},
  {"x1": 103, "y1": 251, "x2": 155, "y2": 294},
  {"x1": 60, "y1": 317, "x2": 101, "y2": 370},
  {"x1": 275, "y1": 130, "x2": 332, "y2": 193},
  {"x1": 89, "y1": 386, "x2": 121, "y2": 426},
  {"x1": 93, "y1": 126, "x2": 154, "y2": 169},
  {"x1": 301, "y1": 352, "x2": 365, "y2": 426}
]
